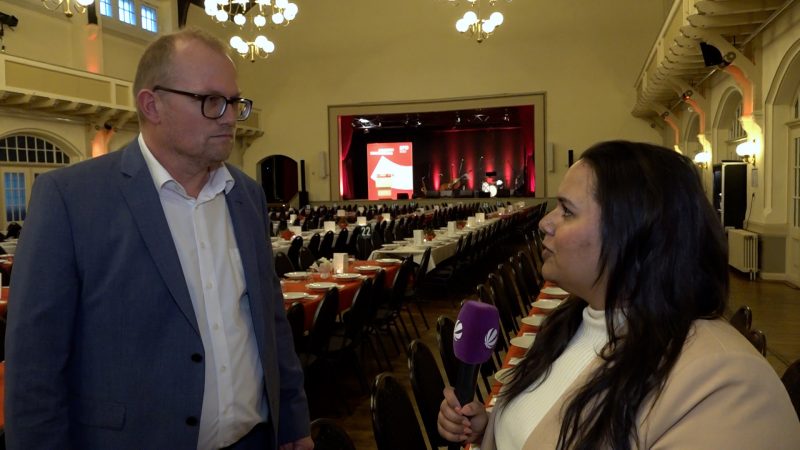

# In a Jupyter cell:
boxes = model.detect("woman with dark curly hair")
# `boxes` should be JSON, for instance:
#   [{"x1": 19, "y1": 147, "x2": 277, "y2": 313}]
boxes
[{"x1": 438, "y1": 141, "x2": 800, "y2": 449}]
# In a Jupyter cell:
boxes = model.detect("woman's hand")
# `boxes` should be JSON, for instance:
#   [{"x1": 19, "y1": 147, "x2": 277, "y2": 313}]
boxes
[{"x1": 437, "y1": 386, "x2": 489, "y2": 444}]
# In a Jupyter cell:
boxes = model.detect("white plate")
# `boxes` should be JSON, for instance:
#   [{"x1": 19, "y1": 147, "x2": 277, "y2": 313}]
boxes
[
  {"x1": 532, "y1": 299, "x2": 562, "y2": 310},
  {"x1": 306, "y1": 282, "x2": 338, "y2": 290},
  {"x1": 510, "y1": 335, "x2": 536, "y2": 349},
  {"x1": 494, "y1": 367, "x2": 514, "y2": 384},
  {"x1": 377, "y1": 258, "x2": 402, "y2": 264},
  {"x1": 333, "y1": 273, "x2": 361, "y2": 280},
  {"x1": 284, "y1": 271, "x2": 311, "y2": 279},
  {"x1": 522, "y1": 315, "x2": 546, "y2": 327},
  {"x1": 355, "y1": 265, "x2": 382, "y2": 272},
  {"x1": 541, "y1": 286, "x2": 569, "y2": 296},
  {"x1": 508, "y1": 357, "x2": 523, "y2": 366},
  {"x1": 381, "y1": 243, "x2": 400, "y2": 249},
  {"x1": 283, "y1": 292, "x2": 308, "y2": 300}
]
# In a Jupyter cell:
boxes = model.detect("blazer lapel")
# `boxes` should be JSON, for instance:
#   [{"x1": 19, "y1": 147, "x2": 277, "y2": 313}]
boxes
[{"x1": 118, "y1": 141, "x2": 200, "y2": 335}]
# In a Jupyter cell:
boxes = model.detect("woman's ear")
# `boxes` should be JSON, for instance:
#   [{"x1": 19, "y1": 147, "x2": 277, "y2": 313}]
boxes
[{"x1": 136, "y1": 89, "x2": 161, "y2": 124}]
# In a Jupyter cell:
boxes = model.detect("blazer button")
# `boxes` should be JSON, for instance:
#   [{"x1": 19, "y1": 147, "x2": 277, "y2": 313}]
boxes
[
  {"x1": 186, "y1": 416, "x2": 199, "y2": 426},
  {"x1": 191, "y1": 353, "x2": 203, "y2": 363}
]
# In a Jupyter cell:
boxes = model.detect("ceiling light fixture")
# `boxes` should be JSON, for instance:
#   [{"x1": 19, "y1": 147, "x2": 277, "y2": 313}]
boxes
[
  {"x1": 41, "y1": 0, "x2": 94, "y2": 18},
  {"x1": 446, "y1": 0, "x2": 511, "y2": 43},
  {"x1": 205, "y1": 0, "x2": 299, "y2": 62}
]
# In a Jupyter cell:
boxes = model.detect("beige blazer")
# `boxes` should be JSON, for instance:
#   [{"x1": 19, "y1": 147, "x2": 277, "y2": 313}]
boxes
[{"x1": 479, "y1": 319, "x2": 800, "y2": 449}]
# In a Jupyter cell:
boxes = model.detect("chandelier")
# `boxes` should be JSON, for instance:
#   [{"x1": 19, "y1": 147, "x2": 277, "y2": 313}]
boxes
[
  {"x1": 204, "y1": 0, "x2": 298, "y2": 62},
  {"x1": 41, "y1": 0, "x2": 95, "y2": 18},
  {"x1": 204, "y1": 0, "x2": 299, "y2": 29},
  {"x1": 446, "y1": 0, "x2": 511, "y2": 43}
]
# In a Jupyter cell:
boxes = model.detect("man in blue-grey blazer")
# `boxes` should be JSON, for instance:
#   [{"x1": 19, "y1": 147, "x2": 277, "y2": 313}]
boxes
[{"x1": 4, "y1": 29, "x2": 313, "y2": 449}]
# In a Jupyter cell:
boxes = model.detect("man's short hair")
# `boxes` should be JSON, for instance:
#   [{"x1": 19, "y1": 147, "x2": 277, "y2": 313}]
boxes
[{"x1": 132, "y1": 28, "x2": 231, "y2": 99}]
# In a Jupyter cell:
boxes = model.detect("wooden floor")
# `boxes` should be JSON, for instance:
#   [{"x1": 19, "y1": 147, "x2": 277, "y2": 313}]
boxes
[{"x1": 312, "y1": 267, "x2": 800, "y2": 449}]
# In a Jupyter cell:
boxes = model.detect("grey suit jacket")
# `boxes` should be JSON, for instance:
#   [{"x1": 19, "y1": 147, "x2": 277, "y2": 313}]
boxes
[{"x1": 4, "y1": 140, "x2": 309, "y2": 449}]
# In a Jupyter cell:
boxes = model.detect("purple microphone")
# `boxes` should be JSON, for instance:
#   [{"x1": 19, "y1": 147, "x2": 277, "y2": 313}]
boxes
[{"x1": 452, "y1": 300, "x2": 500, "y2": 407}]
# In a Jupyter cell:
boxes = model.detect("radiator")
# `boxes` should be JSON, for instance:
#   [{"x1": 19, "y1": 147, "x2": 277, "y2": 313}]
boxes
[{"x1": 728, "y1": 229, "x2": 759, "y2": 280}]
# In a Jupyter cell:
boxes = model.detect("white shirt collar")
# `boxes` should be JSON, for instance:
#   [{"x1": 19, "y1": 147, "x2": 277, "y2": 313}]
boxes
[{"x1": 137, "y1": 133, "x2": 235, "y2": 199}]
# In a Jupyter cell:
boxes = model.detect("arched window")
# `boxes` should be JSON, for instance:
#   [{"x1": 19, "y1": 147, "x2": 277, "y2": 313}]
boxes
[{"x1": 1, "y1": 134, "x2": 70, "y2": 227}]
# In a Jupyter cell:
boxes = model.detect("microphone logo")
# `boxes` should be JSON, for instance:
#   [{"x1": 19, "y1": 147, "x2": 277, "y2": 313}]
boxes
[
  {"x1": 454, "y1": 320, "x2": 463, "y2": 341},
  {"x1": 484, "y1": 328, "x2": 498, "y2": 350}
]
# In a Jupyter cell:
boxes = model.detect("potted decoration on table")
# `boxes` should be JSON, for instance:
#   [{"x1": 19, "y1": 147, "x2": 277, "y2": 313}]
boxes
[
  {"x1": 280, "y1": 229, "x2": 295, "y2": 240},
  {"x1": 423, "y1": 224, "x2": 436, "y2": 242}
]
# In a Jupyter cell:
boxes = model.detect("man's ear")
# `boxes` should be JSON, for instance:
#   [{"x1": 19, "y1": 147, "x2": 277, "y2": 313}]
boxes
[{"x1": 137, "y1": 89, "x2": 161, "y2": 124}]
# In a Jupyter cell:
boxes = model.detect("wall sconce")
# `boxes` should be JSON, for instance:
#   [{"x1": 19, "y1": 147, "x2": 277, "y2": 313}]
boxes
[
  {"x1": 736, "y1": 139, "x2": 757, "y2": 166},
  {"x1": 693, "y1": 151, "x2": 711, "y2": 169}
]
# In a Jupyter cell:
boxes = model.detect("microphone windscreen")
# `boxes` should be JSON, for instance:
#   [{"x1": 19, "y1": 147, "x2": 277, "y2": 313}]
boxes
[{"x1": 453, "y1": 300, "x2": 500, "y2": 365}]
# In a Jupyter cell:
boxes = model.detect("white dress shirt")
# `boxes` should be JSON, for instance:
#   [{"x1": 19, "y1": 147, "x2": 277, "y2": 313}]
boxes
[{"x1": 139, "y1": 135, "x2": 267, "y2": 450}]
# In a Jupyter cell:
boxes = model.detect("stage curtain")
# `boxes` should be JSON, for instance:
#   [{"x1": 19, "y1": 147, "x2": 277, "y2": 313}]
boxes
[{"x1": 339, "y1": 116, "x2": 354, "y2": 199}]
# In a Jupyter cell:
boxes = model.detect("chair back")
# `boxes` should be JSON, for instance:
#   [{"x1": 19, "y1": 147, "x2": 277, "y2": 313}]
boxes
[
  {"x1": 298, "y1": 247, "x2": 316, "y2": 271},
  {"x1": 347, "y1": 226, "x2": 363, "y2": 255},
  {"x1": 435, "y1": 315, "x2": 458, "y2": 386},
  {"x1": 746, "y1": 328, "x2": 767, "y2": 356},
  {"x1": 274, "y1": 252, "x2": 295, "y2": 277},
  {"x1": 370, "y1": 372, "x2": 427, "y2": 450},
  {"x1": 310, "y1": 418, "x2": 356, "y2": 450},
  {"x1": 343, "y1": 278, "x2": 373, "y2": 341},
  {"x1": 383, "y1": 221, "x2": 395, "y2": 244},
  {"x1": 408, "y1": 339, "x2": 449, "y2": 448},
  {"x1": 388, "y1": 258, "x2": 414, "y2": 309},
  {"x1": 356, "y1": 234, "x2": 374, "y2": 261},
  {"x1": 308, "y1": 288, "x2": 340, "y2": 357},
  {"x1": 781, "y1": 359, "x2": 800, "y2": 421},
  {"x1": 487, "y1": 273, "x2": 519, "y2": 336},
  {"x1": 308, "y1": 232, "x2": 322, "y2": 258},
  {"x1": 319, "y1": 231, "x2": 335, "y2": 259},
  {"x1": 414, "y1": 246, "x2": 432, "y2": 287},
  {"x1": 334, "y1": 229, "x2": 349, "y2": 253},
  {"x1": 729, "y1": 305, "x2": 753, "y2": 335},
  {"x1": 286, "y1": 302, "x2": 306, "y2": 353},
  {"x1": 499, "y1": 263, "x2": 526, "y2": 319},
  {"x1": 517, "y1": 250, "x2": 542, "y2": 298},
  {"x1": 288, "y1": 235, "x2": 303, "y2": 270}
]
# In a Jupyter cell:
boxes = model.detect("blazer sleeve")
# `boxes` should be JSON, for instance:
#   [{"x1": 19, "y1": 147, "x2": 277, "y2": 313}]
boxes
[
  {"x1": 5, "y1": 174, "x2": 78, "y2": 449},
  {"x1": 642, "y1": 350, "x2": 800, "y2": 450}
]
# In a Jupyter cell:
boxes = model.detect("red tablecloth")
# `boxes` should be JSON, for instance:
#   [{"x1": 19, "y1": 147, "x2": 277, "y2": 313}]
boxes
[{"x1": 281, "y1": 260, "x2": 400, "y2": 330}]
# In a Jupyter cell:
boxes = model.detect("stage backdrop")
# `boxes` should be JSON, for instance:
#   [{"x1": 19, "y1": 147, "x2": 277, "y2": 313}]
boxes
[
  {"x1": 340, "y1": 106, "x2": 535, "y2": 200},
  {"x1": 366, "y1": 142, "x2": 414, "y2": 200}
]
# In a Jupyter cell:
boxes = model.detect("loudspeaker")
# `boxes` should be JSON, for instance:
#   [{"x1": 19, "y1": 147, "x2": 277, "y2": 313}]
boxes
[
  {"x1": 546, "y1": 143, "x2": 555, "y2": 173},
  {"x1": 425, "y1": 191, "x2": 441, "y2": 198},
  {"x1": 396, "y1": 193, "x2": 409, "y2": 200},
  {"x1": 496, "y1": 188, "x2": 510, "y2": 197},
  {"x1": 568, "y1": 149, "x2": 574, "y2": 167},
  {"x1": 298, "y1": 159, "x2": 309, "y2": 207},
  {"x1": 699, "y1": 42, "x2": 724, "y2": 67}
]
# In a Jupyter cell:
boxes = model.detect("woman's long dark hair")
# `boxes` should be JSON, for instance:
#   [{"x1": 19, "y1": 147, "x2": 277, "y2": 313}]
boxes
[{"x1": 498, "y1": 141, "x2": 729, "y2": 449}]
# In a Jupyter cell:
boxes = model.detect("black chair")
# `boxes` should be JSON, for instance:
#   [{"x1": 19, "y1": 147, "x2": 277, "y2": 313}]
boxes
[
  {"x1": 373, "y1": 258, "x2": 417, "y2": 351},
  {"x1": 747, "y1": 328, "x2": 767, "y2": 356},
  {"x1": 319, "y1": 231, "x2": 335, "y2": 259},
  {"x1": 406, "y1": 246, "x2": 432, "y2": 331},
  {"x1": 286, "y1": 302, "x2": 306, "y2": 354},
  {"x1": 517, "y1": 250, "x2": 543, "y2": 300},
  {"x1": 781, "y1": 359, "x2": 800, "y2": 421},
  {"x1": 333, "y1": 229, "x2": 349, "y2": 254},
  {"x1": 287, "y1": 236, "x2": 303, "y2": 271},
  {"x1": 308, "y1": 232, "x2": 322, "y2": 259},
  {"x1": 435, "y1": 315, "x2": 458, "y2": 386},
  {"x1": 370, "y1": 373, "x2": 428, "y2": 450},
  {"x1": 408, "y1": 339, "x2": 449, "y2": 448},
  {"x1": 729, "y1": 305, "x2": 753, "y2": 336},
  {"x1": 274, "y1": 252, "x2": 295, "y2": 278},
  {"x1": 309, "y1": 418, "x2": 356, "y2": 450},
  {"x1": 356, "y1": 233, "x2": 374, "y2": 261},
  {"x1": 298, "y1": 247, "x2": 316, "y2": 271},
  {"x1": 302, "y1": 288, "x2": 340, "y2": 367},
  {"x1": 5, "y1": 222, "x2": 21, "y2": 239},
  {"x1": 328, "y1": 278, "x2": 374, "y2": 392}
]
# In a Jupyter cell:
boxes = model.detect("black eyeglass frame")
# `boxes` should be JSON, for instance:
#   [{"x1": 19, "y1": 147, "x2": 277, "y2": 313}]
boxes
[{"x1": 152, "y1": 85, "x2": 253, "y2": 121}]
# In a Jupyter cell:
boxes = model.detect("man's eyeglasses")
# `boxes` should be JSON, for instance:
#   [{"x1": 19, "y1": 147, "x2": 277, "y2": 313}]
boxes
[{"x1": 152, "y1": 86, "x2": 253, "y2": 121}]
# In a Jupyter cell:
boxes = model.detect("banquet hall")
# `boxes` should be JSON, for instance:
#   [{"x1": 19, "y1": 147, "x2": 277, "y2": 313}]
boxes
[{"x1": 0, "y1": 0, "x2": 799, "y2": 448}]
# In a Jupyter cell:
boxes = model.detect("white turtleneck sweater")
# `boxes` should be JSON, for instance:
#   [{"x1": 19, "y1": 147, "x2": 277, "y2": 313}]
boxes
[{"x1": 494, "y1": 306, "x2": 609, "y2": 449}]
